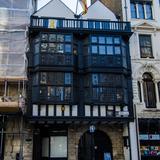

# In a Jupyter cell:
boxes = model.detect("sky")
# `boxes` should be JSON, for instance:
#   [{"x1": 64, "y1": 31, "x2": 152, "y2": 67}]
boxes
[{"x1": 38, "y1": 0, "x2": 91, "y2": 14}]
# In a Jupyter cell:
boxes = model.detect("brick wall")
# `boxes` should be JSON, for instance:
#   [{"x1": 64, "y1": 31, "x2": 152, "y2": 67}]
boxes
[
  {"x1": 68, "y1": 124, "x2": 124, "y2": 160},
  {"x1": 3, "y1": 117, "x2": 33, "y2": 160}
]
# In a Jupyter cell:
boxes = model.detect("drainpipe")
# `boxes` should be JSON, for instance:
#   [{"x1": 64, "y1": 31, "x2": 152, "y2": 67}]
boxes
[{"x1": 124, "y1": 0, "x2": 128, "y2": 21}]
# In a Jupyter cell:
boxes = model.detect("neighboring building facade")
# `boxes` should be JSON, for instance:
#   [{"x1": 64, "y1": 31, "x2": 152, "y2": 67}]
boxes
[
  {"x1": 0, "y1": 0, "x2": 36, "y2": 159},
  {"x1": 28, "y1": 0, "x2": 134, "y2": 160},
  {"x1": 120, "y1": 0, "x2": 160, "y2": 159}
]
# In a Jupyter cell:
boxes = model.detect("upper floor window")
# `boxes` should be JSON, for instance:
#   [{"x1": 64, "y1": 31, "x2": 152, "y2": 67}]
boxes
[
  {"x1": 86, "y1": 74, "x2": 128, "y2": 103},
  {"x1": 139, "y1": 35, "x2": 153, "y2": 58},
  {"x1": 143, "y1": 73, "x2": 156, "y2": 108},
  {"x1": 90, "y1": 35, "x2": 121, "y2": 55},
  {"x1": 130, "y1": 2, "x2": 153, "y2": 19},
  {"x1": 39, "y1": 33, "x2": 72, "y2": 54}
]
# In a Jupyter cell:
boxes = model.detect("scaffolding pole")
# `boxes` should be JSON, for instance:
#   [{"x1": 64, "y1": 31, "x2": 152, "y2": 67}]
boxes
[{"x1": 0, "y1": 116, "x2": 4, "y2": 160}]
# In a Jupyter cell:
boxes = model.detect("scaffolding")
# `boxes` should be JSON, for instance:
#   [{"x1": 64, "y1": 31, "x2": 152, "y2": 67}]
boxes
[
  {"x1": 0, "y1": 1, "x2": 35, "y2": 159},
  {"x1": 0, "y1": 0, "x2": 34, "y2": 80}
]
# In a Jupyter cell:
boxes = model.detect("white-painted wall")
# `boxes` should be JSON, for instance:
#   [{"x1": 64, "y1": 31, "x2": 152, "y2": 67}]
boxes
[
  {"x1": 34, "y1": 0, "x2": 75, "y2": 18},
  {"x1": 121, "y1": 0, "x2": 160, "y2": 159},
  {"x1": 82, "y1": 0, "x2": 117, "y2": 21},
  {"x1": 121, "y1": 0, "x2": 160, "y2": 115}
]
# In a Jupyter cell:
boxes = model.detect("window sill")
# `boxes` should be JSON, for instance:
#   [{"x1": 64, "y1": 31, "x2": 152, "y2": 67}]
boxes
[
  {"x1": 143, "y1": 108, "x2": 160, "y2": 112},
  {"x1": 131, "y1": 18, "x2": 155, "y2": 21},
  {"x1": 140, "y1": 57, "x2": 154, "y2": 59}
]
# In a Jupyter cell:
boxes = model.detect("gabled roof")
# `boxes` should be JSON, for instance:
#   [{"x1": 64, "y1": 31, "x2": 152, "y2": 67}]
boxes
[
  {"x1": 34, "y1": 0, "x2": 74, "y2": 19},
  {"x1": 82, "y1": 0, "x2": 117, "y2": 21}
]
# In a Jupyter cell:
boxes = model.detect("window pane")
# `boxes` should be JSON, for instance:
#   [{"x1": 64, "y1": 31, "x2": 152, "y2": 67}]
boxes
[
  {"x1": 131, "y1": 3, "x2": 137, "y2": 18},
  {"x1": 139, "y1": 35, "x2": 152, "y2": 58},
  {"x1": 65, "y1": 73, "x2": 71, "y2": 84},
  {"x1": 57, "y1": 35, "x2": 64, "y2": 42},
  {"x1": 41, "y1": 34, "x2": 48, "y2": 41},
  {"x1": 50, "y1": 136, "x2": 67, "y2": 158},
  {"x1": 40, "y1": 72, "x2": 47, "y2": 84},
  {"x1": 65, "y1": 35, "x2": 71, "y2": 42},
  {"x1": 64, "y1": 44, "x2": 71, "y2": 53},
  {"x1": 48, "y1": 43, "x2": 56, "y2": 53},
  {"x1": 91, "y1": 36, "x2": 97, "y2": 43},
  {"x1": 138, "y1": 3, "x2": 145, "y2": 19},
  {"x1": 32, "y1": 104, "x2": 38, "y2": 116},
  {"x1": 41, "y1": 43, "x2": 48, "y2": 52},
  {"x1": 106, "y1": 37, "x2": 113, "y2": 44},
  {"x1": 91, "y1": 45, "x2": 98, "y2": 54},
  {"x1": 34, "y1": 43, "x2": 39, "y2": 54},
  {"x1": 106, "y1": 46, "x2": 114, "y2": 55},
  {"x1": 115, "y1": 46, "x2": 121, "y2": 55},
  {"x1": 56, "y1": 87, "x2": 64, "y2": 101},
  {"x1": 64, "y1": 87, "x2": 71, "y2": 100},
  {"x1": 48, "y1": 86, "x2": 55, "y2": 97},
  {"x1": 99, "y1": 45, "x2": 106, "y2": 55},
  {"x1": 92, "y1": 74, "x2": 98, "y2": 85},
  {"x1": 42, "y1": 138, "x2": 49, "y2": 157},
  {"x1": 49, "y1": 34, "x2": 56, "y2": 42},
  {"x1": 114, "y1": 37, "x2": 120, "y2": 44},
  {"x1": 57, "y1": 44, "x2": 64, "y2": 53},
  {"x1": 40, "y1": 105, "x2": 46, "y2": 116},
  {"x1": 143, "y1": 73, "x2": 156, "y2": 108},
  {"x1": 93, "y1": 88, "x2": 99, "y2": 100},
  {"x1": 146, "y1": 4, "x2": 153, "y2": 19},
  {"x1": 99, "y1": 36, "x2": 105, "y2": 44}
]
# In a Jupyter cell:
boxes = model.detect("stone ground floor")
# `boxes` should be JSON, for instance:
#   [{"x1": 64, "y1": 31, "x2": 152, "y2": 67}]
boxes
[{"x1": 1, "y1": 117, "x2": 132, "y2": 160}]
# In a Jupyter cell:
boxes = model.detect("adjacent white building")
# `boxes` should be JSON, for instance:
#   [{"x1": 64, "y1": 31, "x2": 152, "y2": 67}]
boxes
[{"x1": 121, "y1": 0, "x2": 160, "y2": 159}]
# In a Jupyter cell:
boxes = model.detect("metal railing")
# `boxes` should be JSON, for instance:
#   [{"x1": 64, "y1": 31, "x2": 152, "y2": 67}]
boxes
[{"x1": 31, "y1": 16, "x2": 131, "y2": 32}]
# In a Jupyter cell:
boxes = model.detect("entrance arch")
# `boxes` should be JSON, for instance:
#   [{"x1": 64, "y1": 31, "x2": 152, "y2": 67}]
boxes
[{"x1": 78, "y1": 130, "x2": 112, "y2": 160}]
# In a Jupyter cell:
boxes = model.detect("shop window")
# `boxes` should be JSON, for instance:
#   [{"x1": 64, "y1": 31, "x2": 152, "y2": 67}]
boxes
[
  {"x1": 42, "y1": 136, "x2": 67, "y2": 158},
  {"x1": 139, "y1": 35, "x2": 153, "y2": 58},
  {"x1": 130, "y1": 2, "x2": 153, "y2": 19},
  {"x1": 143, "y1": 73, "x2": 156, "y2": 108}
]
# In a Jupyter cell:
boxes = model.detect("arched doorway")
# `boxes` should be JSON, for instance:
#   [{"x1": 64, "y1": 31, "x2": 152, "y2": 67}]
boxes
[{"x1": 78, "y1": 130, "x2": 112, "y2": 160}]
